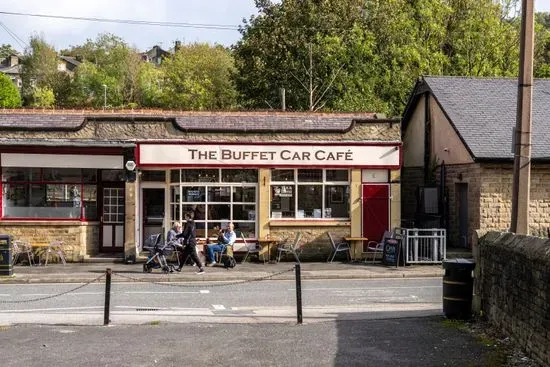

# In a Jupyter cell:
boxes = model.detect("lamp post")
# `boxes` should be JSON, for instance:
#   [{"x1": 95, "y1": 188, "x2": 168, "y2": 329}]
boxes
[{"x1": 102, "y1": 84, "x2": 107, "y2": 110}]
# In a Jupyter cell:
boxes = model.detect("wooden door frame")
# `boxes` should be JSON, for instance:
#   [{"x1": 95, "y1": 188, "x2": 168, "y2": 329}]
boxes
[{"x1": 99, "y1": 182, "x2": 125, "y2": 253}]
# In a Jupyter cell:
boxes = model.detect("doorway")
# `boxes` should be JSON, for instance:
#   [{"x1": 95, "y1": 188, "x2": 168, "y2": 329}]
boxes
[
  {"x1": 362, "y1": 184, "x2": 390, "y2": 248},
  {"x1": 456, "y1": 183, "x2": 469, "y2": 248},
  {"x1": 142, "y1": 187, "x2": 165, "y2": 246},
  {"x1": 99, "y1": 185, "x2": 125, "y2": 253}
]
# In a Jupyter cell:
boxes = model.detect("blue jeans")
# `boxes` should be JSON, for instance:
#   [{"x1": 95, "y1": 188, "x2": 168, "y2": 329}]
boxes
[{"x1": 207, "y1": 243, "x2": 226, "y2": 262}]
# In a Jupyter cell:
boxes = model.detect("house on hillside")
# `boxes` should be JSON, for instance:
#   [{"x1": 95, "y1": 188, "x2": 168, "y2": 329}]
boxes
[
  {"x1": 401, "y1": 76, "x2": 550, "y2": 248},
  {"x1": 58, "y1": 55, "x2": 81, "y2": 75},
  {"x1": 0, "y1": 53, "x2": 22, "y2": 89},
  {"x1": 140, "y1": 45, "x2": 171, "y2": 66}
]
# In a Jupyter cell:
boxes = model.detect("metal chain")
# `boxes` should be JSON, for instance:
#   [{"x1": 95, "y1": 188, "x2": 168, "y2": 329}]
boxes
[
  {"x1": 112, "y1": 267, "x2": 295, "y2": 289},
  {"x1": 0, "y1": 274, "x2": 105, "y2": 304}
]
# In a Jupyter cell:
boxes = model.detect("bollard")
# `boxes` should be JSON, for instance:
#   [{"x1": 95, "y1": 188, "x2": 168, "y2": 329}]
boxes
[
  {"x1": 295, "y1": 263, "x2": 303, "y2": 324},
  {"x1": 104, "y1": 268, "x2": 112, "y2": 325}
]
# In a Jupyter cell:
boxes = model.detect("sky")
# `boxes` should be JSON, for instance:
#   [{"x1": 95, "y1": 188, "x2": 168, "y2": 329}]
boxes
[{"x1": 1, "y1": 0, "x2": 550, "y2": 53}]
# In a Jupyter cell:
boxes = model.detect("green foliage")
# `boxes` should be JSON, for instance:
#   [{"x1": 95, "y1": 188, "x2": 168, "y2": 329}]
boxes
[
  {"x1": 233, "y1": 0, "x2": 524, "y2": 116},
  {"x1": 0, "y1": 44, "x2": 17, "y2": 60},
  {"x1": 31, "y1": 86, "x2": 55, "y2": 108},
  {"x1": 160, "y1": 43, "x2": 237, "y2": 110},
  {"x1": 0, "y1": 73, "x2": 21, "y2": 107}
]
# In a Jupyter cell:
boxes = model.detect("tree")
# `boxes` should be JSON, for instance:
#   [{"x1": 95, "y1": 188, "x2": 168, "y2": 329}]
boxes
[
  {"x1": 234, "y1": 0, "x2": 523, "y2": 116},
  {"x1": 160, "y1": 43, "x2": 237, "y2": 110},
  {"x1": 31, "y1": 86, "x2": 55, "y2": 107},
  {"x1": 20, "y1": 36, "x2": 71, "y2": 106},
  {"x1": 0, "y1": 44, "x2": 17, "y2": 60},
  {"x1": 0, "y1": 73, "x2": 21, "y2": 107},
  {"x1": 67, "y1": 33, "x2": 143, "y2": 108}
]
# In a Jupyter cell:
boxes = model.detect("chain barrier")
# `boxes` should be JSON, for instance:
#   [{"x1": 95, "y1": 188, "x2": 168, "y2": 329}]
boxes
[
  {"x1": 111, "y1": 267, "x2": 295, "y2": 289},
  {"x1": 0, "y1": 274, "x2": 105, "y2": 304}
]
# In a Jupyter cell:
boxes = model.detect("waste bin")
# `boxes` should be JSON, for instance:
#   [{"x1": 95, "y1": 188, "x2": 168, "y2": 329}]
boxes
[
  {"x1": 442, "y1": 258, "x2": 475, "y2": 319},
  {"x1": 0, "y1": 234, "x2": 13, "y2": 276}
]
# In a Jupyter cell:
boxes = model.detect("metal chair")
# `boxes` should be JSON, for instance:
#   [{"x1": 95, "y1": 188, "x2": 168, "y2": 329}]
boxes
[
  {"x1": 240, "y1": 233, "x2": 261, "y2": 263},
  {"x1": 326, "y1": 232, "x2": 351, "y2": 263},
  {"x1": 44, "y1": 240, "x2": 68, "y2": 266},
  {"x1": 365, "y1": 230, "x2": 393, "y2": 263},
  {"x1": 13, "y1": 240, "x2": 35, "y2": 266},
  {"x1": 276, "y1": 232, "x2": 302, "y2": 263}
]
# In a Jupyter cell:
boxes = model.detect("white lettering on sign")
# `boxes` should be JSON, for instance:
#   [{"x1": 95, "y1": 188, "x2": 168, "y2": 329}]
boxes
[{"x1": 138, "y1": 143, "x2": 400, "y2": 168}]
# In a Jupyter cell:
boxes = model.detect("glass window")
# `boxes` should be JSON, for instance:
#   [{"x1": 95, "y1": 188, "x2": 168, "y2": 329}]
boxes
[
  {"x1": 326, "y1": 169, "x2": 349, "y2": 182},
  {"x1": 181, "y1": 169, "x2": 219, "y2": 183},
  {"x1": 140, "y1": 170, "x2": 166, "y2": 182},
  {"x1": 1, "y1": 167, "x2": 99, "y2": 220},
  {"x1": 170, "y1": 169, "x2": 258, "y2": 239},
  {"x1": 270, "y1": 169, "x2": 350, "y2": 219},
  {"x1": 271, "y1": 169, "x2": 294, "y2": 182},
  {"x1": 298, "y1": 169, "x2": 322, "y2": 182},
  {"x1": 222, "y1": 169, "x2": 258, "y2": 183},
  {"x1": 270, "y1": 185, "x2": 295, "y2": 218},
  {"x1": 101, "y1": 170, "x2": 124, "y2": 181}
]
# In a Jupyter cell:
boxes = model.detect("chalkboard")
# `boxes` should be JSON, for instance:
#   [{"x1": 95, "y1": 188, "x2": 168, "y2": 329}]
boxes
[{"x1": 382, "y1": 238, "x2": 401, "y2": 267}]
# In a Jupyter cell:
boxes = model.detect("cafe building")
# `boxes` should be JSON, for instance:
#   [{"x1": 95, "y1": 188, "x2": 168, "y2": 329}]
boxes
[{"x1": 0, "y1": 111, "x2": 402, "y2": 262}]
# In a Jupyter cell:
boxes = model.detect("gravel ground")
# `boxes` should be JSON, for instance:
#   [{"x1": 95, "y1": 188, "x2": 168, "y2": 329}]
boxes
[{"x1": 449, "y1": 317, "x2": 541, "y2": 367}]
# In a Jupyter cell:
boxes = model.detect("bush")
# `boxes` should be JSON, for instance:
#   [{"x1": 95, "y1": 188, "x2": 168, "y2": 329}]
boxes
[
  {"x1": 0, "y1": 73, "x2": 21, "y2": 107},
  {"x1": 31, "y1": 86, "x2": 55, "y2": 108}
]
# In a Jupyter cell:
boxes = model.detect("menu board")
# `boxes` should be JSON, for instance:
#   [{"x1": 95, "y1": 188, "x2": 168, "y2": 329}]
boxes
[{"x1": 382, "y1": 238, "x2": 401, "y2": 267}]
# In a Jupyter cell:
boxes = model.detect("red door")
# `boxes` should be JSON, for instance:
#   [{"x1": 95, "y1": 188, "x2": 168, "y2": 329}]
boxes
[{"x1": 362, "y1": 185, "x2": 390, "y2": 248}]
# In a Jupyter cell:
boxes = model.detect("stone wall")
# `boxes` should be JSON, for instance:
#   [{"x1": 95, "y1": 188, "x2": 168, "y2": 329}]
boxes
[
  {"x1": 0, "y1": 221, "x2": 100, "y2": 262},
  {"x1": 269, "y1": 223, "x2": 350, "y2": 261},
  {"x1": 479, "y1": 164, "x2": 550, "y2": 238},
  {"x1": 476, "y1": 231, "x2": 550, "y2": 367}
]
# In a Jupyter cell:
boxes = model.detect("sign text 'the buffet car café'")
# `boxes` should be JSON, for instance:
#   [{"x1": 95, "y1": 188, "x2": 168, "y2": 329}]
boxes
[{"x1": 138, "y1": 143, "x2": 400, "y2": 168}]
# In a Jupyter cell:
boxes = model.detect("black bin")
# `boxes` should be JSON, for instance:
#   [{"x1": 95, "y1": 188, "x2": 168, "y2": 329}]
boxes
[
  {"x1": 442, "y1": 258, "x2": 475, "y2": 319},
  {"x1": 0, "y1": 234, "x2": 13, "y2": 276}
]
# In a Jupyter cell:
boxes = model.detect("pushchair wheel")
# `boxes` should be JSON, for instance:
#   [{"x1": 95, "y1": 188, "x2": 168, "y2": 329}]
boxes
[
  {"x1": 162, "y1": 266, "x2": 170, "y2": 274},
  {"x1": 143, "y1": 264, "x2": 148, "y2": 273}
]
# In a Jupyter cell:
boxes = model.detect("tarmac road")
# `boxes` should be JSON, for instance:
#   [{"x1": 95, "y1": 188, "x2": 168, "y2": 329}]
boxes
[
  {"x1": 0, "y1": 278, "x2": 442, "y2": 325},
  {"x1": 0, "y1": 317, "x2": 493, "y2": 367}
]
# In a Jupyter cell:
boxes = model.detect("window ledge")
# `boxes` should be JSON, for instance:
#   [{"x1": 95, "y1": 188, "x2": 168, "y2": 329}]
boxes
[{"x1": 269, "y1": 220, "x2": 350, "y2": 227}]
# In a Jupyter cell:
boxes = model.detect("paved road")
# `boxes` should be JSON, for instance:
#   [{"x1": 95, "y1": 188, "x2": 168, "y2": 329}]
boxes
[
  {"x1": 0, "y1": 278, "x2": 442, "y2": 325},
  {"x1": 0, "y1": 317, "x2": 491, "y2": 367}
]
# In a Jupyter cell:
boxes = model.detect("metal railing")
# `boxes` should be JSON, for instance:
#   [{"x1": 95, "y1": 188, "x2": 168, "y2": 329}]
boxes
[{"x1": 402, "y1": 228, "x2": 446, "y2": 264}]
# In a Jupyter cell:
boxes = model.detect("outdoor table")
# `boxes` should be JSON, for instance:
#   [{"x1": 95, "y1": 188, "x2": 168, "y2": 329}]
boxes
[
  {"x1": 344, "y1": 237, "x2": 369, "y2": 262},
  {"x1": 256, "y1": 237, "x2": 280, "y2": 263}
]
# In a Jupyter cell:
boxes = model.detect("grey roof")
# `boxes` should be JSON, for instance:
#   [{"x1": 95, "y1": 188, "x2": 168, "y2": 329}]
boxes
[
  {"x1": 59, "y1": 56, "x2": 81, "y2": 67},
  {"x1": 404, "y1": 76, "x2": 550, "y2": 160},
  {"x1": 0, "y1": 111, "x2": 381, "y2": 132}
]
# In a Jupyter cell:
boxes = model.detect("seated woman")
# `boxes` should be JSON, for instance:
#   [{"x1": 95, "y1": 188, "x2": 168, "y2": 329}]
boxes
[{"x1": 206, "y1": 222, "x2": 236, "y2": 265}]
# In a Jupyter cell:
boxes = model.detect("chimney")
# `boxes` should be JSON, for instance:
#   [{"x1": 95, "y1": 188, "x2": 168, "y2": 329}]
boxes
[
  {"x1": 9, "y1": 55, "x2": 19, "y2": 67},
  {"x1": 174, "y1": 40, "x2": 181, "y2": 53}
]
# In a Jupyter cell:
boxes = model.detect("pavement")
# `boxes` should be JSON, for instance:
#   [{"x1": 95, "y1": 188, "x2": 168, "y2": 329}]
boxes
[{"x1": 0, "y1": 260, "x2": 444, "y2": 283}]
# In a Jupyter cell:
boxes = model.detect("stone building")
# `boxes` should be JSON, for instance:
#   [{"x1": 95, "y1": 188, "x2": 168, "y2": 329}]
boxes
[
  {"x1": 401, "y1": 76, "x2": 550, "y2": 248},
  {"x1": 0, "y1": 110, "x2": 401, "y2": 262}
]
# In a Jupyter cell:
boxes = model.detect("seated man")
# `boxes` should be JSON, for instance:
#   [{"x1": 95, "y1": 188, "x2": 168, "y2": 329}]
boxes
[{"x1": 206, "y1": 222, "x2": 236, "y2": 265}]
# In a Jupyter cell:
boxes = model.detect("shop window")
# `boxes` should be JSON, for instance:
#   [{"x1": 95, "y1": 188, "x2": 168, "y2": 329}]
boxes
[
  {"x1": 170, "y1": 168, "x2": 258, "y2": 238},
  {"x1": 140, "y1": 170, "x2": 166, "y2": 182},
  {"x1": 270, "y1": 169, "x2": 349, "y2": 219},
  {"x1": 1, "y1": 167, "x2": 98, "y2": 220}
]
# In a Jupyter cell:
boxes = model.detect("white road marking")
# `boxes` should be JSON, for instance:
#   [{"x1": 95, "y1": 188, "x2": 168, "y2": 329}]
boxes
[
  {"x1": 212, "y1": 304, "x2": 226, "y2": 310},
  {"x1": 0, "y1": 306, "x2": 103, "y2": 313},
  {"x1": 124, "y1": 291, "x2": 199, "y2": 294},
  {"x1": 289, "y1": 286, "x2": 440, "y2": 291},
  {"x1": 199, "y1": 290, "x2": 210, "y2": 294}
]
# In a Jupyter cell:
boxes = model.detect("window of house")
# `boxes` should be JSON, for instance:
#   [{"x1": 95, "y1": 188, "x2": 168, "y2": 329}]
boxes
[
  {"x1": 270, "y1": 169, "x2": 349, "y2": 219},
  {"x1": 1, "y1": 167, "x2": 98, "y2": 219},
  {"x1": 170, "y1": 169, "x2": 258, "y2": 238}
]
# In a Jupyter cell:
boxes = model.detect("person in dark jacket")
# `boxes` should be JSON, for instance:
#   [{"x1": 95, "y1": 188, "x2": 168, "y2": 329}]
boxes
[{"x1": 176, "y1": 211, "x2": 205, "y2": 274}]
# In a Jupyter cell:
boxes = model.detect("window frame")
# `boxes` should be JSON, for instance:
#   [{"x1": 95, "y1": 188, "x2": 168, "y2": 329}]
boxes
[{"x1": 270, "y1": 168, "x2": 350, "y2": 220}]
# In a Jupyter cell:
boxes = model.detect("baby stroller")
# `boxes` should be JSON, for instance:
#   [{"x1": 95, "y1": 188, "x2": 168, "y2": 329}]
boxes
[{"x1": 142, "y1": 234, "x2": 181, "y2": 274}]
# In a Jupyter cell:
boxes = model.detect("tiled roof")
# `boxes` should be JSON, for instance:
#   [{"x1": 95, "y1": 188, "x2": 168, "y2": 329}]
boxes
[
  {"x1": 410, "y1": 76, "x2": 550, "y2": 160},
  {"x1": 0, "y1": 110, "x2": 381, "y2": 132}
]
